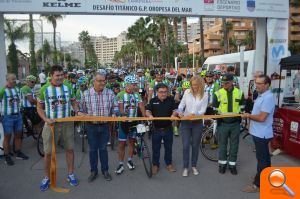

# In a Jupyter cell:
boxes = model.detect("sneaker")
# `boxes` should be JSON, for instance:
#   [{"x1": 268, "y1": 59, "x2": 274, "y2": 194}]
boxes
[
  {"x1": 103, "y1": 171, "x2": 112, "y2": 181},
  {"x1": 67, "y1": 173, "x2": 79, "y2": 186},
  {"x1": 107, "y1": 142, "x2": 111, "y2": 146},
  {"x1": 219, "y1": 165, "x2": 226, "y2": 174},
  {"x1": 15, "y1": 151, "x2": 29, "y2": 160},
  {"x1": 4, "y1": 155, "x2": 14, "y2": 166},
  {"x1": 88, "y1": 171, "x2": 98, "y2": 183},
  {"x1": 152, "y1": 165, "x2": 159, "y2": 175},
  {"x1": 127, "y1": 160, "x2": 135, "y2": 170},
  {"x1": 40, "y1": 177, "x2": 50, "y2": 192},
  {"x1": 242, "y1": 184, "x2": 260, "y2": 193},
  {"x1": 191, "y1": 167, "x2": 199, "y2": 175},
  {"x1": 115, "y1": 164, "x2": 124, "y2": 175},
  {"x1": 182, "y1": 168, "x2": 188, "y2": 177},
  {"x1": 229, "y1": 167, "x2": 238, "y2": 175}
]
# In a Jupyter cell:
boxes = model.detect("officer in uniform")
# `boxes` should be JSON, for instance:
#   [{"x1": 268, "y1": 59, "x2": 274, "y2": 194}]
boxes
[{"x1": 212, "y1": 73, "x2": 244, "y2": 175}]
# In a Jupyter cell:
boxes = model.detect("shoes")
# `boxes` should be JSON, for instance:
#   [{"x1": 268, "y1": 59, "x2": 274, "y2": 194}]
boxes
[
  {"x1": 115, "y1": 164, "x2": 124, "y2": 175},
  {"x1": 88, "y1": 171, "x2": 98, "y2": 183},
  {"x1": 219, "y1": 165, "x2": 226, "y2": 174},
  {"x1": 67, "y1": 173, "x2": 79, "y2": 186},
  {"x1": 4, "y1": 155, "x2": 14, "y2": 166},
  {"x1": 182, "y1": 168, "x2": 188, "y2": 177},
  {"x1": 40, "y1": 177, "x2": 50, "y2": 192},
  {"x1": 107, "y1": 142, "x2": 111, "y2": 146},
  {"x1": 103, "y1": 171, "x2": 112, "y2": 181},
  {"x1": 242, "y1": 184, "x2": 260, "y2": 193},
  {"x1": 191, "y1": 167, "x2": 199, "y2": 175},
  {"x1": 166, "y1": 165, "x2": 176, "y2": 172},
  {"x1": 152, "y1": 165, "x2": 159, "y2": 175},
  {"x1": 229, "y1": 167, "x2": 238, "y2": 175},
  {"x1": 15, "y1": 151, "x2": 29, "y2": 160},
  {"x1": 127, "y1": 160, "x2": 135, "y2": 170}
]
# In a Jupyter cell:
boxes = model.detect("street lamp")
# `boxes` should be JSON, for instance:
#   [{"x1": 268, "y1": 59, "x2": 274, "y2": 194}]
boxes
[{"x1": 183, "y1": 40, "x2": 200, "y2": 75}]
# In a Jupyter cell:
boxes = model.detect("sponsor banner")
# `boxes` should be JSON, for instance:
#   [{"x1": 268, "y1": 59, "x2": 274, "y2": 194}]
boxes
[
  {"x1": 0, "y1": 0, "x2": 289, "y2": 18},
  {"x1": 267, "y1": 18, "x2": 289, "y2": 106}
]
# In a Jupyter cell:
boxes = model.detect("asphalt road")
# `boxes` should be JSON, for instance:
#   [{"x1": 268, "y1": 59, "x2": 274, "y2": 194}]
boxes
[{"x1": 0, "y1": 130, "x2": 299, "y2": 199}]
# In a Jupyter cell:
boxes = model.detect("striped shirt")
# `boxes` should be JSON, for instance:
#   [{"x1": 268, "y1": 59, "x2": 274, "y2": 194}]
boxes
[
  {"x1": 20, "y1": 85, "x2": 36, "y2": 108},
  {"x1": 0, "y1": 86, "x2": 21, "y2": 115},
  {"x1": 80, "y1": 87, "x2": 115, "y2": 116},
  {"x1": 117, "y1": 90, "x2": 142, "y2": 117},
  {"x1": 38, "y1": 83, "x2": 75, "y2": 119}
]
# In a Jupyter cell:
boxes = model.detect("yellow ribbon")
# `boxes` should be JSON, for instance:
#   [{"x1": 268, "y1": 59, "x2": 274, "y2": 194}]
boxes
[{"x1": 49, "y1": 114, "x2": 241, "y2": 193}]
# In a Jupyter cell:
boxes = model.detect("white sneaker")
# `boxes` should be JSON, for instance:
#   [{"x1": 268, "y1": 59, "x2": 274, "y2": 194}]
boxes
[
  {"x1": 182, "y1": 168, "x2": 188, "y2": 177},
  {"x1": 192, "y1": 167, "x2": 199, "y2": 175}
]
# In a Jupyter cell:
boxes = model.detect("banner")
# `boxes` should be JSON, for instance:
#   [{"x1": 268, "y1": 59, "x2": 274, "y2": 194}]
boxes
[
  {"x1": 272, "y1": 108, "x2": 300, "y2": 159},
  {"x1": 0, "y1": 0, "x2": 289, "y2": 18},
  {"x1": 267, "y1": 18, "x2": 289, "y2": 106}
]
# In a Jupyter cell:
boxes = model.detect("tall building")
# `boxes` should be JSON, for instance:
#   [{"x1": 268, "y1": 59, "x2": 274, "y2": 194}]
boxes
[
  {"x1": 289, "y1": 3, "x2": 300, "y2": 48},
  {"x1": 94, "y1": 32, "x2": 130, "y2": 65}
]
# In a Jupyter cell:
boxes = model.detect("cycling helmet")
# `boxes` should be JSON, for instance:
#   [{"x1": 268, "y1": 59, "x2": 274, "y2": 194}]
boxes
[
  {"x1": 26, "y1": 75, "x2": 37, "y2": 82},
  {"x1": 68, "y1": 72, "x2": 76, "y2": 79},
  {"x1": 78, "y1": 76, "x2": 88, "y2": 86},
  {"x1": 205, "y1": 70, "x2": 214, "y2": 77},
  {"x1": 213, "y1": 70, "x2": 221, "y2": 75},
  {"x1": 124, "y1": 75, "x2": 138, "y2": 84},
  {"x1": 182, "y1": 81, "x2": 191, "y2": 89},
  {"x1": 97, "y1": 69, "x2": 107, "y2": 76},
  {"x1": 118, "y1": 70, "x2": 126, "y2": 76},
  {"x1": 200, "y1": 70, "x2": 207, "y2": 77}
]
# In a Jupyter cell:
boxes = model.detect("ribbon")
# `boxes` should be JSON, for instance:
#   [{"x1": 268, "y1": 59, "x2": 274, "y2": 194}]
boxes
[{"x1": 49, "y1": 114, "x2": 241, "y2": 193}]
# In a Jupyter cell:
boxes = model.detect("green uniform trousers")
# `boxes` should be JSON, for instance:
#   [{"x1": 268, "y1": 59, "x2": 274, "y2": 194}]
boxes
[{"x1": 217, "y1": 121, "x2": 240, "y2": 167}]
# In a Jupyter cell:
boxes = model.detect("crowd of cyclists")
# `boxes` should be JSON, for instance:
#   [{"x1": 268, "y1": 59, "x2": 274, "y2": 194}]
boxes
[{"x1": 1, "y1": 65, "x2": 258, "y2": 192}]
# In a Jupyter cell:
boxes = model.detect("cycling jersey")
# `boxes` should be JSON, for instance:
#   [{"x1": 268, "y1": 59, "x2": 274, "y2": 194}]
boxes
[
  {"x1": 117, "y1": 90, "x2": 142, "y2": 117},
  {"x1": 20, "y1": 85, "x2": 36, "y2": 108},
  {"x1": 38, "y1": 83, "x2": 75, "y2": 119},
  {"x1": 0, "y1": 86, "x2": 21, "y2": 116}
]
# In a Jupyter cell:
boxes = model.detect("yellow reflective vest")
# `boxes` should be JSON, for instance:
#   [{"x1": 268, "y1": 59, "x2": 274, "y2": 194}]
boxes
[{"x1": 215, "y1": 87, "x2": 243, "y2": 114}]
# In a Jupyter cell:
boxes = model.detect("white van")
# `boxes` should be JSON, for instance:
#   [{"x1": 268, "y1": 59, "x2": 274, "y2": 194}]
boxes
[{"x1": 202, "y1": 50, "x2": 256, "y2": 98}]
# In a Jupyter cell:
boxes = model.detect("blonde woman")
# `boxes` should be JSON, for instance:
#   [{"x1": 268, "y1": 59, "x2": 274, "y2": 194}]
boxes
[{"x1": 173, "y1": 76, "x2": 208, "y2": 177}]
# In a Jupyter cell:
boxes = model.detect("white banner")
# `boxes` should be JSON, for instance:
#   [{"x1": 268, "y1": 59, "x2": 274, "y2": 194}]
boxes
[
  {"x1": 0, "y1": 0, "x2": 289, "y2": 18},
  {"x1": 267, "y1": 18, "x2": 289, "y2": 106}
]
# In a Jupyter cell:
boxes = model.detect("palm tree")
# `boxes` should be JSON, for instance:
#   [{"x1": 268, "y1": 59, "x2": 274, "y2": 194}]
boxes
[
  {"x1": 199, "y1": 17, "x2": 205, "y2": 66},
  {"x1": 29, "y1": 14, "x2": 37, "y2": 76},
  {"x1": 41, "y1": 14, "x2": 63, "y2": 64},
  {"x1": 172, "y1": 17, "x2": 178, "y2": 59},
  {"x1": 78, "y1": 30, "x2": 91, "y2": 66},
  {"x1": 182, "y1": 17, "x2": 189, "y2": 67},
  {"x1": 4, "y1": 19, "x2": 28, "y2": 76}
]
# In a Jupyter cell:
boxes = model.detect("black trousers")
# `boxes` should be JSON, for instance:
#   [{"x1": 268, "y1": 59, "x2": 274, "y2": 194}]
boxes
[{"x1": 252, "y1": 135, "x2": 272, "y2": 187}]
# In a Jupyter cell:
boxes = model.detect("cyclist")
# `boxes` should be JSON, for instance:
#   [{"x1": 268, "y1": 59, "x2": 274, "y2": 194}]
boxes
[
  {"x1": 136, "y1": 69, "x2": 147, "y2": 101},
  {"x1": 20, "y1": 75, "x2": 42, "y2": 136},
  {"x1": 115, "y1": 75, "x2": 146, "y2": 175},
  {"x1": 0, "y1": 73, "x2": 29, "y2": 166},
  {"x1": 213, "y1": 70, "x2": 222, "y2": 88}
]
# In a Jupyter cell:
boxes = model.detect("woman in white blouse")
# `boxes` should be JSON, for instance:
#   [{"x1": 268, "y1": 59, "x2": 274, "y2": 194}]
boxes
[{"x1": 174, "y1": 76, "x2": 208, "y2": 177}]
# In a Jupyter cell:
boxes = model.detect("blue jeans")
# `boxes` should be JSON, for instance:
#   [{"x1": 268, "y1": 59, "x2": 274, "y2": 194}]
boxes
[
  {"x1": 86, "y1": 123, "x2": 110, "y2": 174},
  {"x1": 252, "y1": 135, "x2": 272, "y2": 187},
  {"x1": 180, "y1": 121, "x2": 203, "y2": 168},
  {"x1": 152, "y1": 127, "x2": 173, "y2": 167}
]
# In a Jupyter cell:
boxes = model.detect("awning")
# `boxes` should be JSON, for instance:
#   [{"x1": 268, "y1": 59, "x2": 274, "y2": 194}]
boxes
[{"x1": 279, "y1": 54, "x2": 300, "y2": 70}]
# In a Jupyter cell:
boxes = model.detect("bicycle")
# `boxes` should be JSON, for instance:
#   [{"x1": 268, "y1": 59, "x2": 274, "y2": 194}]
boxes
[
  {"x1": 109, "y1": 121, "x2": 118, "y2": 150},
  {"x1": 75, "y1": 122, "x2": 87, "y2": 152},
  {"x1": 200, "y1": 119, "x2": 218, "y2": 162},
  {"x1": 37, "y1": 131, "x2": 44, "y2": 157},
  {"x1": 130, "y1": 123, "x2": 153, "y2": 178}
]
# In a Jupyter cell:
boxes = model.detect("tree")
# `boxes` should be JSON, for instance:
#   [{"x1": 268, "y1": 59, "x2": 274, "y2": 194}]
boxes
[
  {"x1": 4, "y1": 19, "x2": 28, "y2": 77},
  {"x1": 41, "y1": 14, "x2": 63, "y2": 64},
  {"x1": 172, "y1": 17, "x2": 178, "y2": 59},
  {"x1": 199, "y1": 17, "x2": 205, "y2": 66},
  {"x1": 182, "y1": 17, "x2": 189, "y2": 67},
  {"x1": 78, "y1": 30, "x2": 91, "y2": 66},
  {"x1": 29, "y1": 14, "x2": 37, "y2": 76}
]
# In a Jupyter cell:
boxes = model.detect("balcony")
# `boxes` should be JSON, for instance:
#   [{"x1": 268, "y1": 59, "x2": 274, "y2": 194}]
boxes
[
  {"x1": 207, "y1": 34, "x2": 222, "y2": 40},
  {"x1": 291, "y1": 17, "x2": 300, "y2": 23},
  {"x1": 290, "y1": 26, "x2": 300, "y2": 32},
  {"x1": 290, "y1": 35, "x2": 300, "y2": 41},
  {"x1": 233, "y1": 26, "x2": 254, "y2": 31},
  {"x1": 290, "y1": 7, "x2": 300, "y2": 15},
  {"x1": 204, "y1": 44, "x2": 221, "y2": 50},
  {"x1": 235, "y1": 35, "x2": 246, "y2": 40}
]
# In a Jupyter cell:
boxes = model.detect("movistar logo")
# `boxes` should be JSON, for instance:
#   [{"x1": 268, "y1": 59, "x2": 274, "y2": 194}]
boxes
[{"x1": 43, "y1": 0, "x2": 81, "y2": 8}]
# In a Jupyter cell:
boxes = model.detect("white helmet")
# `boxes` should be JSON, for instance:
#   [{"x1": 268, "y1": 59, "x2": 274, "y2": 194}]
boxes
[
  {"x1": 97, "y1": 69, "x2": 107, "y2": 76},
  {"x1": 77, "y1": 70, "x2": 85, "y2": 75}
]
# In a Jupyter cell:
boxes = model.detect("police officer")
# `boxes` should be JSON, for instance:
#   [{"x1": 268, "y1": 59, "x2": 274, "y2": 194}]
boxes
[{"x1": 212, "y1": 73, "x2": 244, "y2": 175}]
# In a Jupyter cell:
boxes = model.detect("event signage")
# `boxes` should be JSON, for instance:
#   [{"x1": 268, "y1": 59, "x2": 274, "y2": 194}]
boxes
[{"x1": 0, "y1": 0, "x2": 289, "y2": 18}]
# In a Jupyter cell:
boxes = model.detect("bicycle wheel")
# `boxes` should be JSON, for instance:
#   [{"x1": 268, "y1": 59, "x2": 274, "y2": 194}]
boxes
[
  {"x1": 37, "y1": 132, "x2": 44, "y2": 157},
  {"x1": 200, "y1": 128, "x2": 218, "y2": 162},
  {"x1": 140, "y1": 136, "x2": 152, "y2": 178},
  {"x1": 110, "y1": 122, "x2": 116, "y2": 151}
]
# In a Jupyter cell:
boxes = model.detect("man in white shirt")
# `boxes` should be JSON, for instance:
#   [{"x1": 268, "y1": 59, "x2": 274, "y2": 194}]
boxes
[{"x1": 39, "y1": 70, "x2": 46, "y2": 87}]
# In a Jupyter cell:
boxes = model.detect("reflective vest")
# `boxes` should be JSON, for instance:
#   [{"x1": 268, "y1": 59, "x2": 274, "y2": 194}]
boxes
[{"x1": 215, "y1": 87, "x2": 243, "y2": 114}]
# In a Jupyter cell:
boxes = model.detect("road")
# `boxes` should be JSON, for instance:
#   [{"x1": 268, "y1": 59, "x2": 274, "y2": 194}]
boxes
[{"x1": 0, "y1": 129, "x2": 299, "y2": 199}]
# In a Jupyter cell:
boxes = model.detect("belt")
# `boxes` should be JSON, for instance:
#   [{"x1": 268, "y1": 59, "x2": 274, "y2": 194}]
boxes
[{"x1": 87, "y1": 121, "x2": 108, "y2": 125}]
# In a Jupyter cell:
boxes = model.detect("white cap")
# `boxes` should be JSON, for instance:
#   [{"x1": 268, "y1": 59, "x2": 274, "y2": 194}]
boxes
[{"x1": 137, "y1": 69, "x2": 143, "y2": 73}]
